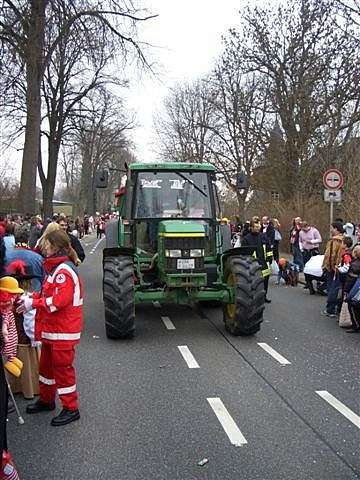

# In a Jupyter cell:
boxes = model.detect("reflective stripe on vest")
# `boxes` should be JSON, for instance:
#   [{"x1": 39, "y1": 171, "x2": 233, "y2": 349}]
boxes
[
  {"x1": 42, "y1": 332, "x2": 81, "y2": 341},
  {"x1": 47, "y1": 263, "x2": 83, "y2": 307},
  {"x1": 58, "y1": 384, "x2": 76, "y2": 395},
  {"x1": 252, "y1": 246, "x2": 271, "y2": 277}
]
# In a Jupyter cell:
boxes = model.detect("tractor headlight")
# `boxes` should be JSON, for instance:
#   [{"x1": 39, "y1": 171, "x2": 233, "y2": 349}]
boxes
[
  {"x1": 190, "y1": 249, "x2": 204, "y2": 257},
  {"x1": 165, "y1": 249, "x2": 182, "y2": 258}
]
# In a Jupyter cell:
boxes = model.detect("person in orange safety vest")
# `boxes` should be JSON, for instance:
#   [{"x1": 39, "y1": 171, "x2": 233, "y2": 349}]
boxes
[{"x1": 17, "y1": 229, "x2": 83, "y2": 426}]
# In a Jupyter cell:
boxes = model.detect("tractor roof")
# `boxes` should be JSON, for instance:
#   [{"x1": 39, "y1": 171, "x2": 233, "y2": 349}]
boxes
[{"x1": 129, "y1": 162, "x2": 215, "y2": 172}]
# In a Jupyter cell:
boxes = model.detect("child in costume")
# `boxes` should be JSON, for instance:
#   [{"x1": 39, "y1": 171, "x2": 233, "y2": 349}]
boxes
[{"x1": 0, "y1": 277, "x2": 24, "y2": 378}]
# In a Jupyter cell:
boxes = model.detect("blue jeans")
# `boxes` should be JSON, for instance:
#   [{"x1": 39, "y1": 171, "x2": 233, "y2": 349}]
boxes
[
  {"x1": 325, "y1": 271, "x2": 341, "y2": 314},
  {"x1": 292, "y1": 245, "x2": 304, "y2": 272}
]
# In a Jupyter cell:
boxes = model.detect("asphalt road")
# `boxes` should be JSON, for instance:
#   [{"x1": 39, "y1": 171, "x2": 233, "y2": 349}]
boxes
[{"x1": 8, "y1": 234, "x2": 360, "y2": 480}]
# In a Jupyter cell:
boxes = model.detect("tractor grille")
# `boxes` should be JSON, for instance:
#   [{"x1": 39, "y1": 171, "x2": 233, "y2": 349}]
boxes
[
  {"x1": 164, "y1": 237, "x2": 205, "y2": 272},
  {"x1": 164, "y1": 237, "x2": 204, "y2": 250}
]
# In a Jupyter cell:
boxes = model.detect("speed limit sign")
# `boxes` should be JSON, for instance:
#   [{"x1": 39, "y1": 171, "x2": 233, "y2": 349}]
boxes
[{"x1": 323, "y1": 169, "x2": 344, "y2": 190}]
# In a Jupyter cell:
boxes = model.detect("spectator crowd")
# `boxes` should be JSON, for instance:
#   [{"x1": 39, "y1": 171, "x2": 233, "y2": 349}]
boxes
[{"x1": 227, "y1": 215, "x2": 360, "y2": 332}]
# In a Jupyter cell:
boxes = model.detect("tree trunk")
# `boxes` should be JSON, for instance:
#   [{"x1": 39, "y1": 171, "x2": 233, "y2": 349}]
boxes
[
  {"x1": 90, "y1": 183, "x2": 97, "y2": 215},
  {"x1": 236, "y1": 190, "x2": 246, "y2": 219},
  {"x1": 17, "y1": 0, "x2": 48, "y2": 214},
  {"x1": 42, "y1": 139, "x2": 61, "y2": 219},
  {"x1": 79, "y1": 147, "x2": 93, "y2": 215}
]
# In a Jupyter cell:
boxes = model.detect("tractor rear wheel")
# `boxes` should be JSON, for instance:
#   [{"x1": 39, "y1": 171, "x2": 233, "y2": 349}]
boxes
[
  {"x1": 103, "y1": 256, "x2": 135, "y2": 339},
  {"x1": 223, "y1": 256, "x2": 265, "y2": 336}
]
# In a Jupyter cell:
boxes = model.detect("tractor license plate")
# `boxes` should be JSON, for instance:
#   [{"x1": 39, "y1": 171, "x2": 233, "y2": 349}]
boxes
[{"x1": 177, "y1": 259, "x2": 195, "y2": 270}]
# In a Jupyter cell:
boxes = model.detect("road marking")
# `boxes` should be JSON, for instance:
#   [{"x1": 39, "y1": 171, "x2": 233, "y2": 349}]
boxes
[
  {"x1": 153, "y1": 301, "x2": 161, "y2": 308},
  {"x1": 161, "y1": 316, "x2": 175, "y2": 330},
  {"x1": 177, "y1": 345, "x2": 200, "y2": 368},
  {"x1": 257, "y1": 342, "x2": 291, "y2": 365},
  {"x1": 89, "y1": 237, "x2": 105, "y2": 254},
  {"x1": 316, "y1": 391, "x2": 360, "y2": 429},
  {"x1": 207, "y1": 398, "x2": 248, "y2": 446}
]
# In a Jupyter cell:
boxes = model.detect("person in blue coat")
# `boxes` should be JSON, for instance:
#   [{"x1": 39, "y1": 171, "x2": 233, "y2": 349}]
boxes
[{"x1": 5, "y1": 247, "x2": 44, "y2": 292}]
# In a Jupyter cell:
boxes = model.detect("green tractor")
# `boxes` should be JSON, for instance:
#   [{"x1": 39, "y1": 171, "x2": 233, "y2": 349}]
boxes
[{"x1": 97, "y1": 162, "x2": 265, "y2": 339}]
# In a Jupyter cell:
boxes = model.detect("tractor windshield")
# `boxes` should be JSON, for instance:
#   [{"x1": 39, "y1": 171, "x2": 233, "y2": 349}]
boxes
[{"x1": 134, "y1": 171, "x2": 213, "y2": 219}]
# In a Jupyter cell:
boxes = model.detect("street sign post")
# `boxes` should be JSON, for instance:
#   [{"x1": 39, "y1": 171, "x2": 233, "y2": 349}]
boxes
[
  {"x1": 323, "y1": 169, "x2": 343, "y2": 232},
  {"x1": 324, "y1": 189, "x2": 341, "y2": 227}
]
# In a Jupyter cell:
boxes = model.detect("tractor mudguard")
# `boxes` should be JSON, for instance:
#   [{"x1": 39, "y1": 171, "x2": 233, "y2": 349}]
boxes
[
  {"x1": 103, "y1": 247, "x2": 135, "y2": 260},
  {"x1": 218, "y1": 246, "x2": 256, "y2": 283},
  {"x1": 105, "y1": 220, "x2": 119, "y2": 248},
  {"x1": 222, "y1": 246, "x2": 256, "y2": 258}
]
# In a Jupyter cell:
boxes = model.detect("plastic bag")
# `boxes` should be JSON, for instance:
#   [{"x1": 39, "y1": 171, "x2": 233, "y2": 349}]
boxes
[
  {"x1": 303, "y1": 255, "x2": 324, "y2": 278},
  {"x1": 339, "y1": 303, "x2": 352, "y2": 328},
  {"x1": 271, "y1": 259, "x2": 279, "y2": 275}
]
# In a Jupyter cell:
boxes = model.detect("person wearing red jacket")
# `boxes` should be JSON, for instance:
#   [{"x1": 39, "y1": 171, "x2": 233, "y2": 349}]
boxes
[{"x1": 17, "y1": 230, "x2": 83, "y2": 426}]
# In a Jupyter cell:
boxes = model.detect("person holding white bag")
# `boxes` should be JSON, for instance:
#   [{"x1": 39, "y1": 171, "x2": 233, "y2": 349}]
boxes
[{"x1": 303, "y1": 254, "x2": 326, "y2": 295}]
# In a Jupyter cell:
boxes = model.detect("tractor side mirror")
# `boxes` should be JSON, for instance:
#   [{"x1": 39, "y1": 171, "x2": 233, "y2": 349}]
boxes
[
  {"x1": 95, "y1": 170, "x2": 109, "y2": 188},
  {"x1": 236, "y1": 171, "x2": 248, "y2": 190}
]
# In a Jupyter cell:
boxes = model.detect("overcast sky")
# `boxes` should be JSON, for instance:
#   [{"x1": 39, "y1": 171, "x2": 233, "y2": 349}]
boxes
[
  {"x1": 2, "y1": 1, "x2": 262, "y2": 179},
  {"x1": 125, "y1": 0, "x2": 247, "y2": 161}
]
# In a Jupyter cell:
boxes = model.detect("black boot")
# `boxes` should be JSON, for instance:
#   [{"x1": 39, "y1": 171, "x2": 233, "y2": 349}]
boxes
[
  {"x1": 26, "y1": 400, "x2": 56, "y2": 414},
  {"x1": 51, "y1": 409, "x2": 80, "y2": 427}
]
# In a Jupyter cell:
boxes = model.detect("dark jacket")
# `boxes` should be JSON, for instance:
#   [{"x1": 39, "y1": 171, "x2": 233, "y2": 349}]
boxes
[
  {"x1": 28, "y1": 224, "x2": 42, "y2": 248},
  {"x1": 69, "y1": 233, "x2": 85, "y2": 262},
  {"x1": 344, "y1": 258, "x2": 360, "y2": 294},
  {"x1": 263, "y1": 223, "x2": 275, "y2": 247},
  {"x1": 290, "y1": 226, "x2": 301, "y2": 251},
  {"x1": 242, "y1": 231, "x2": 272, "y2": 270}
]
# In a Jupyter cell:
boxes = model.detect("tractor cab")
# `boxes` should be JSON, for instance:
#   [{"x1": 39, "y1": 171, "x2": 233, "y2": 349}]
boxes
[{"x1": 129, "y1": 165, "x2": 219, "y2": 256}]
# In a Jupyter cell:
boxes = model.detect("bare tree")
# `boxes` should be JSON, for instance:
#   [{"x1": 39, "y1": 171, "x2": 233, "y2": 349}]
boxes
[
  {"x1": 1, "y1": 0, "x2": 48, "y2": 214},
  {"x1": 0, "y1": 0, "x2": 157, "y2": 213},
  {"x1": 68, "y1": 87, "x2": 135, "y2": 214},
  {"x1": 205, "y1": 62, "x2": 271, "y2": 216},
  {"x1": 154, "y1": 78, "x2": 215, "y2": 163},
  {"x1": 39, "y1": 0, "x2": 129, "y2": 218},
  {"x1": 227, "y1": 0, "x2": 360, "y2": 205},
  {"x1": 155, "y1": 67, "x2": 271, "y2": 216},
  {"x1": 0, "y1": 164, "x2": 19, "y2": 204},
  {"x1": 59, "y1": 144, "x2": 82, "y2": 204}
]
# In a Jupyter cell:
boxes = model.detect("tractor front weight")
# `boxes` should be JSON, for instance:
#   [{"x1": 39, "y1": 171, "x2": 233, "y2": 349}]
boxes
[{"x1": 134, "y1": 285, "x2": 232, "y2": 305}]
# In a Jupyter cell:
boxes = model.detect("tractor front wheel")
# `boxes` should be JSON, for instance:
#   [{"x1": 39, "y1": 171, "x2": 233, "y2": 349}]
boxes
[
  {"x1": 223, "y1": 256, "x2": 265, "y2": 336},
  {"x1": 103, "y1": 256, "x2": 135, "y2": 339}
]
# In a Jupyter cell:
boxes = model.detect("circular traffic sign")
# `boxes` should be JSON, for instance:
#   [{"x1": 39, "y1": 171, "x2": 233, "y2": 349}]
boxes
[{"x1": 323, "y1": 169, "x2": 344, "y2": 190}]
